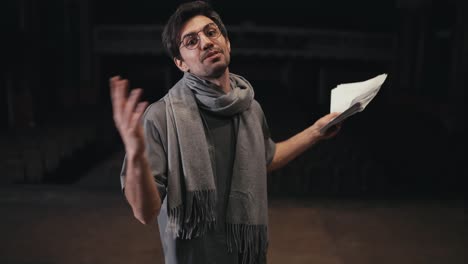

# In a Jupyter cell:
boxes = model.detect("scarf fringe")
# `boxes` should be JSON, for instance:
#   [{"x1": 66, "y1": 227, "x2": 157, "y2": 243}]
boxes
[
  {"x1": 226, "y1": 223, "x2": 268, "y2": 264},
  {"x1": 167, "y1": 189, "x2": 217, "y2": 239}
]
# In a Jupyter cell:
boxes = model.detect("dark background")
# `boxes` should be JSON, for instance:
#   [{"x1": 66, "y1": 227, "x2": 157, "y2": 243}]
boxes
[{"x1": 1, "y1": 0, "x2": 466, "y2": 198}]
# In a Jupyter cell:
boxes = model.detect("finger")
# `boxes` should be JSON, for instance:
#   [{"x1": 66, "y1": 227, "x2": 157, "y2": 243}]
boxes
[
  {"x1": 135, "y1": 101, "x2": 148, "y2": 116},
  {"x1": 111, "y1": 79, "x2": 129, "y2": 124},
  {"x1": 123, "y1": 88, "x2": 143, "y2": 127},
  {"x1": 326, "y1": 124, "x2": 341, "y2": 138},
  {"x1": 129, "y1": 101, "x2": 148, "y2": 129},
  {"x1": 109, "y1": 75, "x2": 121, "y2": 91},
  {"x1": 109, "y1": 76, "x2": 122, "y2": 102},
  {"x1": 318, "y1": 113, "x2": 336, "y2": 127},
  {"x1": 111, "y1": 78, "x2": 127, "y2": 105},
  {"x1": 329, "y1": 112, "x2": 341, "y2": 119}
]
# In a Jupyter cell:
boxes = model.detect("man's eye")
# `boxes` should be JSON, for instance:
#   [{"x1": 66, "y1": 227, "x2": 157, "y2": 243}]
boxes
[
  {"x1": 185, "y1": 37, "x2": 198, "y2": 46},
  {"x1": 206, "y1": 29, "x2": 217, "y2": 37}
]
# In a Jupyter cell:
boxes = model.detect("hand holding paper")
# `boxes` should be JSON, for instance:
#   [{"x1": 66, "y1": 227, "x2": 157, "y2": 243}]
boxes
[{"x1": 320, "y1": 73, "x2": 388, "y2": 134}]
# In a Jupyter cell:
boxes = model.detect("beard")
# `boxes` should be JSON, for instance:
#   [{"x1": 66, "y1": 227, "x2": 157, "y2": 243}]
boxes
[
  {"x1": 208, "y1": 61, "x2": 228, "y2": 78},
  {"x1": 202, "y1": 54, "x2": 230, "y2": 79},
  {"x1": 198, "y1": 46, "x2": 231, "y2": 78}
]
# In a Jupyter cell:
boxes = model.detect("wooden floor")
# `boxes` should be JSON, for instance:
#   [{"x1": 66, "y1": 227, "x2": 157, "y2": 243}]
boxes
[{"x1": 0, "y1": 184, "x2": 465, "y2": 264}]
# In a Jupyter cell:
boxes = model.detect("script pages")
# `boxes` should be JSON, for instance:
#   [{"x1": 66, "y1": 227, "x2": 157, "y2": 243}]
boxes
[{"x1": 320, "y1": 73, "x2": 388, "y2": 134}]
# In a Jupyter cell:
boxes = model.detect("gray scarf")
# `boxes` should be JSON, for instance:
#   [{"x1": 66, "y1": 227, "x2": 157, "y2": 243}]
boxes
[{"x1": 164, "y1": 72, "x2": 268, "y2": 264}]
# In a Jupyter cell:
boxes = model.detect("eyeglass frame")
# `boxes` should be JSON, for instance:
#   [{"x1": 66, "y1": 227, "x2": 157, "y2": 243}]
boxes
[{"x1": 178, "y1": 23, "x2": 222, "y2": 50}]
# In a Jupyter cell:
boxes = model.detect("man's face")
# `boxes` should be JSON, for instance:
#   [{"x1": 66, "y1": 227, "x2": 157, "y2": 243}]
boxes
[{"x1": 174, "y1": 15, "x2": 231, "y2": 79}]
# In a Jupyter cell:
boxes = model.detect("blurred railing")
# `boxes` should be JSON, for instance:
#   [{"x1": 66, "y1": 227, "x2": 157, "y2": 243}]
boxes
[
  {"x1": 93, "y1": 24, "x2": 395, "y2": 61},
  {"x1": 0, "y1": 109, "x2": 118, "y2": 185}
]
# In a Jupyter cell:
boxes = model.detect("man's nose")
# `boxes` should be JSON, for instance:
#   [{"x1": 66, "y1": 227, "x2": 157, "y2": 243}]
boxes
[{"x1": 199, "y1": 33, "x2": 214, "y2": 50}]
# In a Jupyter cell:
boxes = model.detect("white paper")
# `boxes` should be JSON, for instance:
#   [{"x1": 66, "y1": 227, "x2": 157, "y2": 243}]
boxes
[
  {"x1": 330, "y1": 73, "x2": 387, "y2": 113},
  {"x1": 320, "y1": 73, "x2": 387, "y2": 134}
]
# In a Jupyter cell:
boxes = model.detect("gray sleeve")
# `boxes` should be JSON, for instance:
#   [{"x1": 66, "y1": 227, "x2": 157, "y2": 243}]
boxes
[
  {"x1": 262, "y1": 114, "x2": 276, "y2": 166},
  {"x1": 251, "y1": 100, "x2": 277, "y2": 165},
  {"x1": 120, "y1": 103, "x2": 168, "y2": 200}
]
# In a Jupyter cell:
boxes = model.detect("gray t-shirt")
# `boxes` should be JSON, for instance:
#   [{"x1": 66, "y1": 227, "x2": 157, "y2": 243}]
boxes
[{"x1": 121, "y1": 99, "x2": 276, "y2": 264}]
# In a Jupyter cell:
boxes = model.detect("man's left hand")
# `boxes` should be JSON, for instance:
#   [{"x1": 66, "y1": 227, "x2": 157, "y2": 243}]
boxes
[{"x1": 311, "y1": 112, "x2": 342, "y2": 140}]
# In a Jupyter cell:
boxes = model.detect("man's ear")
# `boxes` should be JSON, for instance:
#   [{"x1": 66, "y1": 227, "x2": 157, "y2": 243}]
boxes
[
  {"x1": 174, "y1": 57, "x2": 189, "y2": 72},
  {"x1": 227, "y1": 38, "x2": 231, "y2": 53}
]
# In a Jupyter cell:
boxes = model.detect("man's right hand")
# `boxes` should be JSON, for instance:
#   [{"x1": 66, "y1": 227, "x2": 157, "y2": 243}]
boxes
[{"x1": 110, "y1": 76, "x2": 148, "y2": 157}]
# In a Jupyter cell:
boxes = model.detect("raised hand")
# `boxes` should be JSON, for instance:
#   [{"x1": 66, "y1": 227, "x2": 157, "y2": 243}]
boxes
[{"x1": 110, "y1": 76, "x2": 148, "y2": 157}]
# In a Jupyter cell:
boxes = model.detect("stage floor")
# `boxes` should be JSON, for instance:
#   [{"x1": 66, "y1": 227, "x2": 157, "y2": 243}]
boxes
[{"x1": 0, "y1": 185, "x2": 466, "y2": 264}]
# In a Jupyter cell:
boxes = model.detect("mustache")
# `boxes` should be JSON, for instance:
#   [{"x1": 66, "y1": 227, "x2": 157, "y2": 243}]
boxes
[{"x1": 201, "y1": 47, "x2": 223, "y2": 61}]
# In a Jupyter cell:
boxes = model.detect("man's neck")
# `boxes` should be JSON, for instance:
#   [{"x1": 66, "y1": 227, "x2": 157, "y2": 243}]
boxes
[{"x1": 202, "y1": 69, "x2": 231, "y2": 94}]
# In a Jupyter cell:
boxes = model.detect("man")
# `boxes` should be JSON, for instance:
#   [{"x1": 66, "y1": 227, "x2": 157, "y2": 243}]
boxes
[{"x1": 110, "y1": 1, "x2": 340, "y2": 263}]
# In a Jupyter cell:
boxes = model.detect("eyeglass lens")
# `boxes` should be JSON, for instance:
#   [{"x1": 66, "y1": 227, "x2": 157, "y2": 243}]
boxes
[{"x1": 181, "y1": 23, "x2": 220, "y2": 49}]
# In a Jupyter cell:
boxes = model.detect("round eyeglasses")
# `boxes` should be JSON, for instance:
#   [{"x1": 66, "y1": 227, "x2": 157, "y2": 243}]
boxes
[{"x1": 179, "y1": 23, "x2": 222, "y2": 50}]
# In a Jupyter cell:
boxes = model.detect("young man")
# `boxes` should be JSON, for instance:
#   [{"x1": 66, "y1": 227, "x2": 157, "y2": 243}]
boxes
[{"x1": 110, "y1": 1, "x2": 340, "y2": 263}]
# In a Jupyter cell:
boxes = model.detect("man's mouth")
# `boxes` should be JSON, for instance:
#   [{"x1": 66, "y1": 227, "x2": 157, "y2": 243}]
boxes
[{"x1": 202, "y1": 49, "x2": 222, "y2": 61}]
